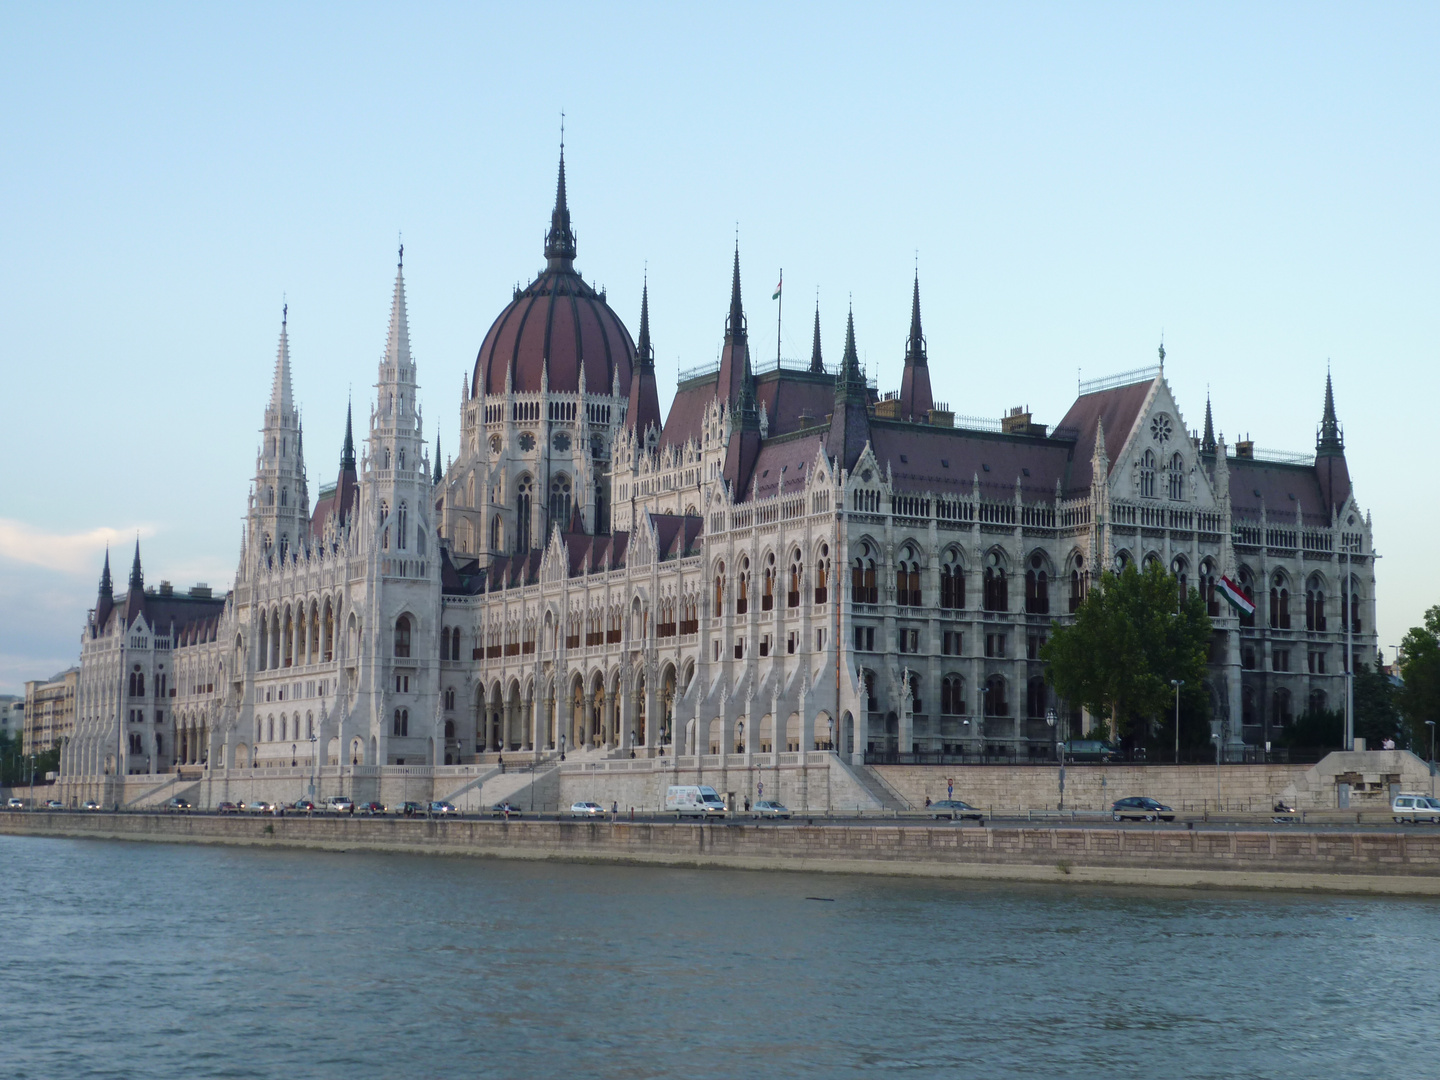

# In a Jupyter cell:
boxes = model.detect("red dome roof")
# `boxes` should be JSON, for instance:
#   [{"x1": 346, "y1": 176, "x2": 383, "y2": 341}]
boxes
[{"x1": 472, "y1": 268, "x2": 635, "y2": 397}]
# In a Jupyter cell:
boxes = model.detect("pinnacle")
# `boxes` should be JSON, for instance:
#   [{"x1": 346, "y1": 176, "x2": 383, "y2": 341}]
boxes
[
  {"x1": 269, "y1": 308, "x2": 293, "y2": 416},
  {"x1": 636, "y1": 277, "x2": 654, "y2": 370},
  {"x1": 906, "y1": 272, "x2": 926, "y2": 367},
  {"x1": 810, "y1": 298, "x2": 824, "y2": 373},
  {"x1": 544, "y1": 146, "x2": 577, "y2": 267},
  {"x1": 385, "y1": 261, "x2": 411, "y2": 366},
  {"x1": 726, "y1": 241, "x2": 745, "y2": 343}
]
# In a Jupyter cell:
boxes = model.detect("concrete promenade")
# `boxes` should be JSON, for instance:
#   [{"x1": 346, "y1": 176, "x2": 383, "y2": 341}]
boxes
[{"x1": 6, "y1": 811, "x2": 1440, "y2": 897}]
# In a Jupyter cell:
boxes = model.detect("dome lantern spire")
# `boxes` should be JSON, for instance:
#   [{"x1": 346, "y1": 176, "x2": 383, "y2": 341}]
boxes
[{"x1": 544, "y1": 134, "x2": 577, "y2": 270}]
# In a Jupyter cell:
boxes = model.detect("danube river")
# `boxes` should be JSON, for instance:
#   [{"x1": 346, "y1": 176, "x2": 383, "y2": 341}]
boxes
[{"x1": 2, "y1": 835, "x2": 1435, "y2": 1078}]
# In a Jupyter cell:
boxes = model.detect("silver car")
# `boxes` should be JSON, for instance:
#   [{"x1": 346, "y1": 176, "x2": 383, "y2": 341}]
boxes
[
  {"x1": 752, "y1": 800, "x2": 791, "y2": 819},
  {"x1": 569, "y1": 801, "x2": 604, "y2": 817}
]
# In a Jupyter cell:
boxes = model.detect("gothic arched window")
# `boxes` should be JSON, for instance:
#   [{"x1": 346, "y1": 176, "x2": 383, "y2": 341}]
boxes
[
  {"x1": 1168, "y1": 453, "x2": 1185, "y2": 501},
  {"x1": 1139, "y1": 450, "x2": 1157, "y2": 499},
  {"x1": 394, "y1": 616, "x2": 411, "y2": 658},
  {"x1": 516, "y1": 476, "x2": 533, "y2": 551},
  {"x1": 397, "y1": 503, "x2": 408, "y2": 550},
  {"x1": 549, "y1": 474, "x2": 572, "y2": 527}
]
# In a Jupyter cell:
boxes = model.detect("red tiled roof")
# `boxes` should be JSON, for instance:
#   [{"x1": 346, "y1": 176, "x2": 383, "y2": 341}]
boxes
[
  {"x1": 749, "y1": 435, "x2": 828, "y2": 501},
  {"x1": 1055, "y1": 379, "x2": 1156, "y2": 493},
  {"x1": 1229, "y1": 459, "x2": 1330, "y2": 522},
  {"x1": 660, "y1": 376, "x2": 716, "y2": 449},
  {"x1": 868, "y1": 424, "x2": 1074, "y2": 501}
]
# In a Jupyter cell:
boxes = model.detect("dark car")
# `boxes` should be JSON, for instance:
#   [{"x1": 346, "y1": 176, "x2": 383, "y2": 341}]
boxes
[
  {"x1": 292, "y1": 799, "x2": 319, "y2": 812},
  {"x1": 1112, "y1": 797, "x2": 1175, "y2": 822},
  {"x1": 490, "y1": 802, "x2": 523, "y2": 817},
  {"x1": 396, "y1": 801, "x2": 425, "y2": 817},
  {"x1": 356, "y1": 801, "x2": 387, "y2": 816},
  {"x1": 162, "y1": 797, "x2": 191, "y2": 812},
  {"x1": 217, "y1": 801, "x2": 239, "y2": 814},
  {"x1": 928, "y1": 799, "x2": 984, "y2": 821}
]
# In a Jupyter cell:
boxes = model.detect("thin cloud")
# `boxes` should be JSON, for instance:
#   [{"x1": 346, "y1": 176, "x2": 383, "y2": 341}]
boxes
[{"x1": 0, "y1": 519, "x2": 154, "y2": 575}]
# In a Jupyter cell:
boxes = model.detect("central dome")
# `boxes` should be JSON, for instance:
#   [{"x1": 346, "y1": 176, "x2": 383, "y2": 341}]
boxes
[{"x1": 471, "y1": 152, "x2": 636, "y2": 398}]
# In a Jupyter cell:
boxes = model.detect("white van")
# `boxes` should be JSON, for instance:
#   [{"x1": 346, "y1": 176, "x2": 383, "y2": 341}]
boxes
[
  {"x1": 1391, "y1": 793, "x2": 1440, "y2": 824},
  {"x1": 666, "y1": 785, "x2": 726, "y2": 818},
  {"x1": 326, "y1": 796, "x2": 354, "y2": 814}
]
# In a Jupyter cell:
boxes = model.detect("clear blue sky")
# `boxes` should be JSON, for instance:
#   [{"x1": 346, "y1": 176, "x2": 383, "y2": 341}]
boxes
[{"x1": 2, "y1": 3, "x2": 1436, "y2": 693}]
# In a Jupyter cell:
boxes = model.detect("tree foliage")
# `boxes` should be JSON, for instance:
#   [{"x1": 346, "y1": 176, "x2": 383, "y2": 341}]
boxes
[
  {"x1": 1041, "y1": 560, "x2": 1212, "y2": 744},
  {"x1": 1354, "y1": 656, "x2": 1403, "y2": 750},
  {"x1": 1399, "y1": 605, "x2": 1440, "y2": 754}
]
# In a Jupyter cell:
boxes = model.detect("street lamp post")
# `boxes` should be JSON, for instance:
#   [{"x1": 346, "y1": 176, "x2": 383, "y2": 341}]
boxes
[
  {"x1": 1210, "y1": 732, "x2": 1222, "y2": 812},
  {"x1": 1046, "y1": 709, "x2": 1064, "y2": 811},
  {"x1": 308, "y1": 732, "x2": 318, "y2": 801},
  {"x1": 1427, "y1": 720, "x2": 1436, "y2": 799},
  {"x1": 1171, "y1": 679, "x2": 1184, "y2": 765}
]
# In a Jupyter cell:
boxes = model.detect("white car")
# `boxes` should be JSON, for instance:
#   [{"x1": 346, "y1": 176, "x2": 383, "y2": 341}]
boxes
[
  {"x1": 5, "y1": 797, "x2": 24, "y2": 811},
  {"x1": 569, "y1": 801, "x2": 604, "y2": 817},
  {"x1": 1392, "y1": 793, "x2": 1440, "y2": 824}
]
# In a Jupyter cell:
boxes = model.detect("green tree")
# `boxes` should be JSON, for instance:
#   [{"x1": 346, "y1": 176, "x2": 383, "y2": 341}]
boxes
[
  {"x1": 1354, "y1": 655, "x2": 1402, "y2": 749},
  {"x1": 1041, "y1": 560, "x2": 1212, "y2": 747},
  {"x1": 1276, "y1": 706, "x2": 1343, "y2": 751},
  {"x1": 1399, "y1": 606, "x2": 1440, "y2": 756}
]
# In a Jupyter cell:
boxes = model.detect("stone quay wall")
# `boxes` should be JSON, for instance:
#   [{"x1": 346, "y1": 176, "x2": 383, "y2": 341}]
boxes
[{"x1": 5, "y1": 811, "x2": 1440, "y2": 897}]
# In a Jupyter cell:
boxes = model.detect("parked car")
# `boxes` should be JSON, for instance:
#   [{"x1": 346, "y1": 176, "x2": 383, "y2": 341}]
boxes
[
  {"x1": 244, "y1": 800, "x2": 274, "y2": 814},
  {"x1": 356, "y1": 801, "x2": 387, "y2": 816},
  {"x1": 162, "y1": 797, "x2": 191, "y2": 812},
  {"x1": 752, "y1": 800, "x2": 791, "y2": 819},
  {"x1": 83, "y1": 800, "x2": 102, "y2": 811},
  {"x1": 293, "y1": 799, "x2": 319, "y2": 812},
  {"x1": 1061, "y1": 740, "x2": 1121, "y2": 762},
  {"x1": 216, "y1": 801, "x2": 239, "y2": 814},
  {"x1": 569, "y1": 801, "x2": 605, "y2": 817},
  {"x1": 396, "y1": 801, "x2": 425, "y2": 817},
  {"x1": 1392, "y1": 793, "x2": 1440, "y2": 824},
  {"x1": 6, "y1": 797, "x2": 25, "y2": 810},
  {"x1": 491, "y1": 802, "x2": 523, "y2": 817},
  {"x1": 428, "y1": 801, "x2": 459, "y2": 816},
  {"x1": 1112, "y1": 797, "x2": 1176, "y2": 822},
  {"x1": 928, "y1": 799, "x2": 984, "y2": 821},
  {"x1": 45, "y1": 799, "x2": 64, "y2": 810},
  {"x1": 325, "y1": 796, "x2": 354, "y2": 814}
]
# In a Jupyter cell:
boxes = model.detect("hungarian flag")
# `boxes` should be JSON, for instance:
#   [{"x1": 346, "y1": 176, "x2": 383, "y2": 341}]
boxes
[
  {"x1": 772, "y1": 276, "x2": 782, "y2": 300},
  {"x1": 1217, "y1": 575, "x2": 1255, "y2": 616}
]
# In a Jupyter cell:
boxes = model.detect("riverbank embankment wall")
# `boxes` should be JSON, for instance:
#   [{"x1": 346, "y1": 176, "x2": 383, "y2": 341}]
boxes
[{"x1": 6, "y1": 811, "x2": 1440, "y2": 897}]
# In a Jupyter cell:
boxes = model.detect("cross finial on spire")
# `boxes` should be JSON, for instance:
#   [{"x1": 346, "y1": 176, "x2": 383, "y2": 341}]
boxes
[
  {"x1": 398, "y1": 232, "x2": 403, "y2": 268},
  {"x1": 809, "y1": 292, "x2": 824, "y2": 373},
  {"x1": 544, "y1": 132, "x2": 576, "y2": 268}
]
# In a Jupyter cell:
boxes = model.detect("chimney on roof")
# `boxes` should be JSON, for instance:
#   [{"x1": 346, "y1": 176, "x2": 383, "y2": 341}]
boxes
[
  {"x1": 1234, "y1": 440, "x2": 1255, "y2": 459},
  {"x1": 1000, "y1": 406, "x2": 1047, "y2": 438}
]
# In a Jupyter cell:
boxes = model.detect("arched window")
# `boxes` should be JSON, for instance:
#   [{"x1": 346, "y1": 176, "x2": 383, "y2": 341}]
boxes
[
  {"x1": 280, "y1": 487, "x2": 288, "y2": 507},
  {"x1": 713, "y1": 561, "x2": 726, "y2": 613},
  {"x1": 267, "y1": 716, "x2": 275, "y2": 742},
  {"x1": 1237, "y1": 568, "x2": 1256, "y2": 628},
  {"x1": 1197, "y1": 560, "x2": 1218, "y2": 617},
  {"x1": 983, "y1": 552, "x2": 1008, "y2": 612},
  {"x1": 736, "y1": 556, "x2": 750, "y2": 615},
  {"x1": 451, "y1": 627, "x2": 461, "y2": 661},
  {"x1": 393, "y1": 709, "x2": 409, "y2": 737},
  {"x1": 1242, "y1": 686, "x2": 1256, "y2": 726},
  {"x1": 906, "y1": 672, "x2": 922, "y2": 715},
  {"x1": 1168, "y1": 453, "x2": 1185, "y2": 501},
  {"x1": 897, "y1": 544, "x2": 921, "y2": 607},
  {"x1": 1306, "y1": 576, "x2": 1327, "y2": 632},
  {"x1": 1272, "y1": 687, "x2": 1292, "y2": 725},
  {"x1": 1308, "y1": 689, "x2": 1327, "y2": 714},
  {"x1": 516, "y1": 476, "x2": 533, "y2": 550},
  {"x1": 851, "y1": 542, "x2": 878, "y2": 604},
  {"x1": 814, "y1": 543, "x2": 830, "y2": 605},
  {"x1": 394, "y1": 616, "x2": 412, "y2": 658},
  {"x1": 467, "y1": 474, "x2": 476, "y2": 507},
  {"x1": 1069, "y1": 554, "x2": 1086, "y2": 613},
  {"x1": 1341, "y1": 578, "x2": 1362, "y2": 634},
  {"x1": 1171, "y1": 556, "x2": 1188, "y2": 605},
  {"x1": 380, "y1": 500, "x2": 390, "y2": 550},
  {"x1": 787, "y1": 550, "x2": 803, "y2": 608},
  {"x1": 1139, "y1": 450, "x2": 1156, "y2": 498},
  {"x1": 984, "y1": 675, "x2": 1008, "y2": 716},
  {"x1": 1269, "y1": 573, "x2": 1290, "y2": 630},
  {"x1": 940, "y1": 549, "x2": 965, "y2": 610},
  {"x1": 490, "y1": 515, "x2": 503, "y2": 553},
  {"x1": 549, "y1": 474, "x2": 572, "y2": 527},
  {"x1": 397, "y1": 503, "x2": 408, "y2": 550},
  {"x1": 1027, "y1": 677, "x2": 1047, "y2": 718},
  {"x1": 941, "y1": 675, "x2": 966, "y2": 715},
  {"x1": 762, "y1": 553, "x2": 776, "y2": 611},
  {"x1": 1024, "y1": 554, "x2": 1049, "y2": 615}
]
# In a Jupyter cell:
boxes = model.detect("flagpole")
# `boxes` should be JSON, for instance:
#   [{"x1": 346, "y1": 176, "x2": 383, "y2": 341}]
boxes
[{"x1": 775, "y1": 269, "x2": 783, "y2": 370}]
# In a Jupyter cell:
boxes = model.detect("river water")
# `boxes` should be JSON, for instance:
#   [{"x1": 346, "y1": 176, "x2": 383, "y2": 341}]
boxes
[{"x1": 2, "y1": 835, "x2": 1435, "y2": 1079}]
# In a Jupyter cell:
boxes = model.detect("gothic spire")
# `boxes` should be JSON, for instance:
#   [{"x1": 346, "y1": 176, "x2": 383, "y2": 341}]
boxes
[
  {"x1": 99, "y1": 547, "x2": 112, "y2": 596},
  {"x1": 385, "y1": 252, "x2": 411, "y2": 367},
  {"x1": 544, "y1": 144, "x2": 577, "y2": 269},
  {"x1": 1317, "y1": 368, "x2": 1343, "y2": 454},
  {"x1": 809, "y1": 297, "x2": 824, "y2": 373},
  {"x1": 340, "y1": 399, "x2": 356, "y2": 470},
  {"x1": 269, "y1": 304, "x2": 293, "y2": 418},
  {"x1": 626, "y1": 277, "x2": 663, "y2": 436},
  {"x1": 1201, "y1": 390, "x2": 1217, "y2": 456},
  {"x1": 129, "y1": 539, "x2": 143, "y2": 590},
  {"x1": 898, "y1": 271, "x2": 933, "y2": 420},
  {"x1": 826, "y1": 304, "x2": 872, "y2": 473},
  {"x1": 725, "y1": 241, "x2": 745, "y2": 345},
  {"x1": 433, "y1": 434, "x2": 443, "y2": 484}
]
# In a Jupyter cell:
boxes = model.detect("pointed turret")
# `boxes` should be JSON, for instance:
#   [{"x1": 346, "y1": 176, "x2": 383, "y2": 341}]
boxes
[
  {"x1": 825, "y1": 305, "x2": 872, "y2": 473},
  {"x1": 385, "y1": 253, "x2": 411, "y2": 368},
  {"x1": 95, "y1": 547, "x2": 115, "y2": 628},
  {"x1": 99, "y1": 547, "x2": 113, "y2": 597},
  {"x1": 340, "y1": 399, "x2": 356, "y2": 472},
  {"x1": 809, "y1": 298, "x2": 824, "y2": 373},
  {"x1": 1314, "y1": 368, "x2": 1351, "y2": 513},
  {"x1": 433, "y1": 435, "x2": 443, "y2": 484},
  {"x1": 543, "y1": 146, "x2": 577, "y2": 270},
  {"x1": 1200, "y1": 391, "x2": 1217, "y2": 457},
  {"x1": 271, "y1": 305, "x2": 294, "y2": 418},
  {"x1": 716, "y1": 241, "x2": 754, "y2": 411},
  {"x1": 625, "y1": 276, "x2": 662, "y2": 437},
  {"x1": 129, "y1": 539, "x2": 143, "y2": 590},
  {"x1": 898, "y1": 273, "x2": 933, "y2": 421}
]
